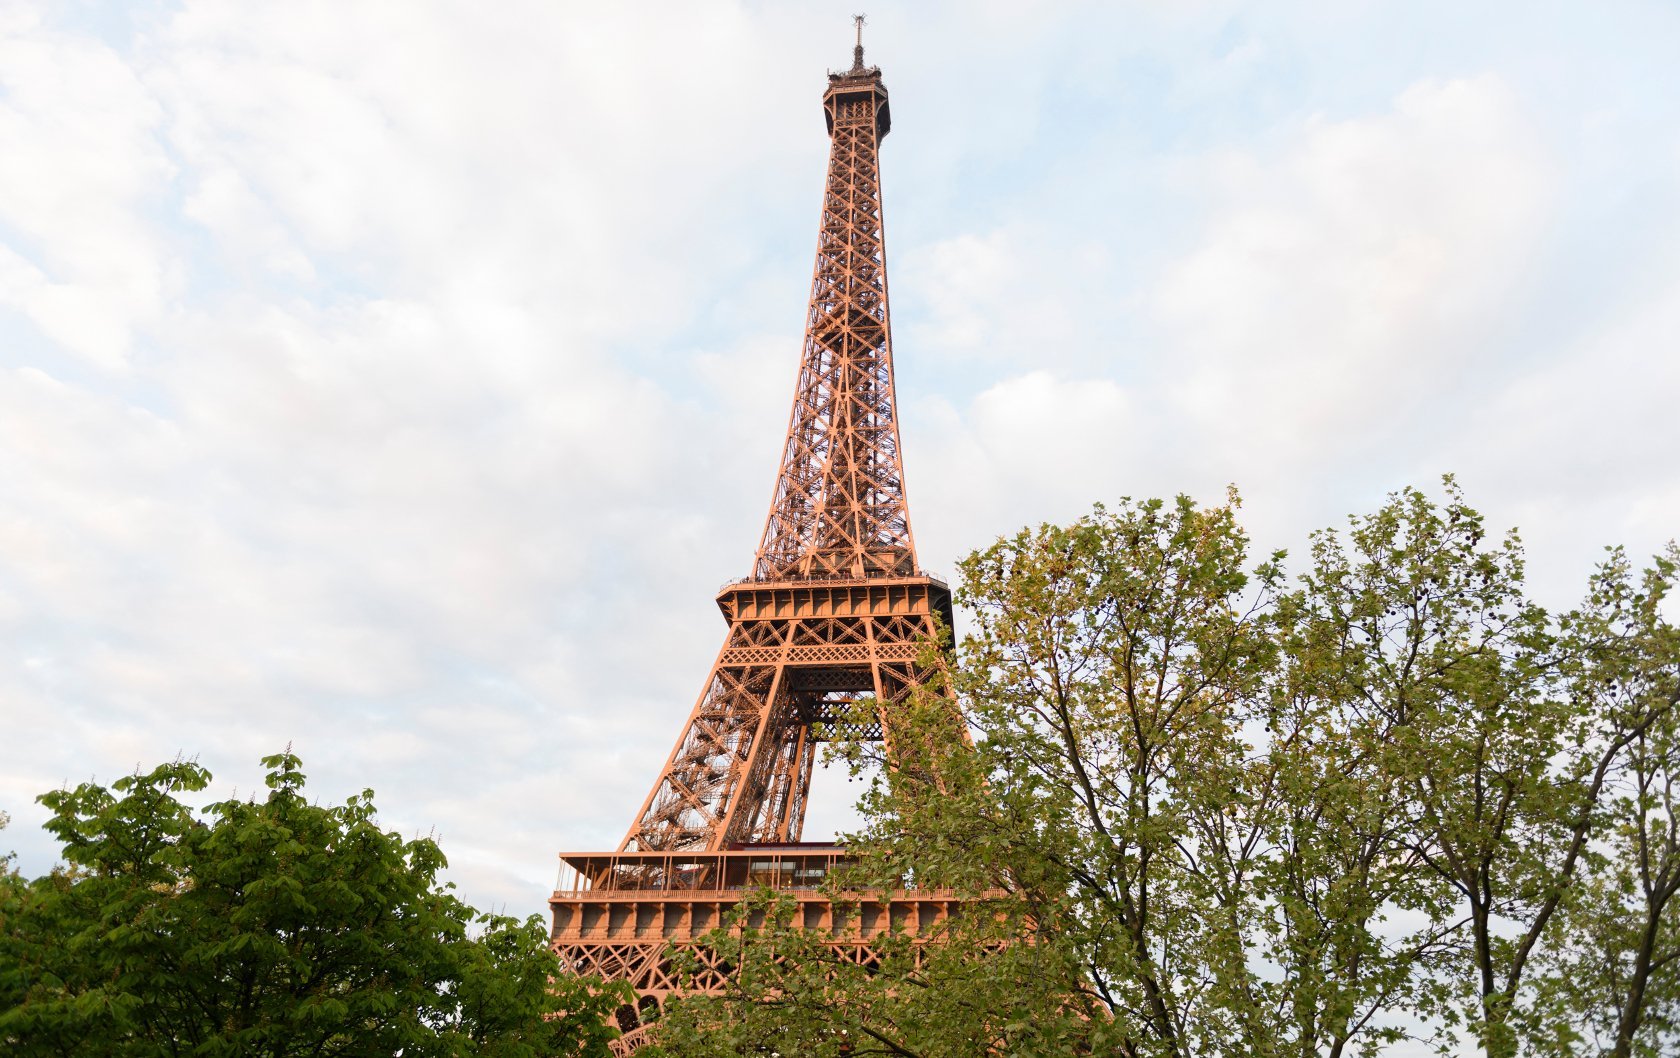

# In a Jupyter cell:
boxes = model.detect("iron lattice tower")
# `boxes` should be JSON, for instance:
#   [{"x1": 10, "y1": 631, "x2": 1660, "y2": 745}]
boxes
[{"x1": 552, "y1": 29, "x2": 959, "y2": 1052}]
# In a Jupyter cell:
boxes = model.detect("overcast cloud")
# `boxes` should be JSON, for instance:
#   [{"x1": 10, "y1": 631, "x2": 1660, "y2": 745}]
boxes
[{"x1": 3, "y1": 0, "x2": 1678, "y2": 927}]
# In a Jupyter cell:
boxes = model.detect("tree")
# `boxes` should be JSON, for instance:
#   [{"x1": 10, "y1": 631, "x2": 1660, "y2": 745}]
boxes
[
  {"x1": 1528, "y1": 545, "x2": 1680, "y2": 1058},
  {"x1": 1290, "y1": 489, "x2": 1680, "y2": 1056},
  {"x1": 1285, "y1": 483, "x2": 1564, "y2": 1055},
  {"x1": 0, "y1": 750, "x2": 625, "y2": 1057}
]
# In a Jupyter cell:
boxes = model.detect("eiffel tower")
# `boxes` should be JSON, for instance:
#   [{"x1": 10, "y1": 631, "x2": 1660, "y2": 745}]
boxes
[{"x1": 550, "y1": 23, "x2": 958, "y2": 1052}]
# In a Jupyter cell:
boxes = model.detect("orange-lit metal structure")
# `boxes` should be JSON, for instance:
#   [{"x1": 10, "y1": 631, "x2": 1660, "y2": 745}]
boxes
[{"x1": 550, "y1": 27, "x2": 957, "y2": 1052}]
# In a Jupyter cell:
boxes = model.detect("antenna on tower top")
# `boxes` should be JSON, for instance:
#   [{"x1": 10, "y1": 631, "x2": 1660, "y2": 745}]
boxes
[{"x1": 851, "y1": 13, "x2": 867, "y2": 71}]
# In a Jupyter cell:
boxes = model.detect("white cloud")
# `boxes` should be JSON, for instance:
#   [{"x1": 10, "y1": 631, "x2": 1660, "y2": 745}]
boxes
[
  {"x1": 1, "y1": 2, "x2": 1677, "y2": 930},
  {"x1": 0, "y1": 11, "x2": 171, "y2": 367},
  {"x1": 1154, "y1": 75, "x2": 1552, "y2": 468},
  {"x1": 1441, "y1": 263, "x2": 1680, "y2": 604},
  {"x1": 903, "y1": 74, "x2": 1562, "y2": 572}
]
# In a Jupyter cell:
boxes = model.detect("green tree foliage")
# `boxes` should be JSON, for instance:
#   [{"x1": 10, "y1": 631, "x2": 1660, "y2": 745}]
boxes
[
  {"x1": 0, "y1": 750, "x2": 625, "y2": 1057},
  {"x1": 651, "y1": 482, "x2": 1680, "y2": 1058},
  {"x1": 1529, "y1": 547, "x2": 1680, "y2": 1058}
]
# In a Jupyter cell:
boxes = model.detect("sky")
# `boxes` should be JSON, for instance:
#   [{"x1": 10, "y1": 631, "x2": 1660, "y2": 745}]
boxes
[{"x1": 2, "y1": 0, "x2": 1679, "y2": 926}]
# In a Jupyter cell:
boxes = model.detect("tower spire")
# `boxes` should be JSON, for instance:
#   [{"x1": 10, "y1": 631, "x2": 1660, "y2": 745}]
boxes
[
  {"x1": 852, "y1": 13, "x2": 867, "y2": 71},
  {"x1": 756, "y1": 32, "x2": 908, "y2": 581}
]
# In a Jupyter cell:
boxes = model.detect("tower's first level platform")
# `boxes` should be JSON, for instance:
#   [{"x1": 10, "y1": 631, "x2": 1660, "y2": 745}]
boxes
[{"x1": 551, "y1": 845, "x2": 971, "y2": 1054}]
